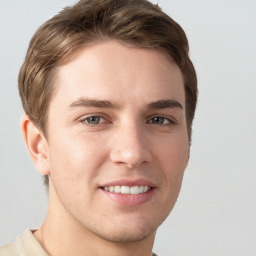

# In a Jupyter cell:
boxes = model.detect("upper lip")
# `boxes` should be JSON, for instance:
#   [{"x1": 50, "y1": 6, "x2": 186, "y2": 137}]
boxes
[{"x1": 100, "y1": 178, "x2": 156, "y2": 188}]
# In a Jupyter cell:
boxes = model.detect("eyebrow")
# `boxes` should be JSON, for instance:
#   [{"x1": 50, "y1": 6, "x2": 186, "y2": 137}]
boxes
[
  {"x1": 69, "y1": 97, "x2": 183, "y2": 110},
  {"x1": 69, "y1": 97, "x2": 120, "y2": 109},
  {"x1": 148, "y1": 99, "x2": 183, "y2": 110}
]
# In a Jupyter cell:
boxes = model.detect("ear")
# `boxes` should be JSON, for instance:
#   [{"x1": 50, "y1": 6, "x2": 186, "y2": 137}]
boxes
[{"x1": 21, "y1": 115, "x2": 50, "y2": 175}]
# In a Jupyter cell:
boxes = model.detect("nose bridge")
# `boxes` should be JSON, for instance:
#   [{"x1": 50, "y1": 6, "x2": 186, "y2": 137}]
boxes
[{"x1": 110, "y1": 118, "x2": 151, "y2": 168}]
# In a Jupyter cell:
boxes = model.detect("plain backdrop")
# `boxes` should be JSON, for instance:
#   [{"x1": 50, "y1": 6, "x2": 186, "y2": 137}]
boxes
[{"x1": 0, "y1": 0, "x2": 255, "y2": 255}]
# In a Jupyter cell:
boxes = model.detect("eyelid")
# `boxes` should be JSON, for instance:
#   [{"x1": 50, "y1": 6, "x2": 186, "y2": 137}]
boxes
[
  {"x1": 78, "y1": 113, "x2": 111, "y2": 126},
  {"x1": 147, "y1": 114, "x2": 177, "y2": 124},
  {"x1": 76, "y1": 113, "x2": 177, "y2": 126}
]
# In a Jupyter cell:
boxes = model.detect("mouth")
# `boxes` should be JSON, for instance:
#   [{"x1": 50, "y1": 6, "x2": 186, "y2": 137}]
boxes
[
  {"x1": 102, "y1": 185, "x2": 151, "y2": 195},
  {"x1": 99, "y1": 181, "x2": 155, "y2": 206}
]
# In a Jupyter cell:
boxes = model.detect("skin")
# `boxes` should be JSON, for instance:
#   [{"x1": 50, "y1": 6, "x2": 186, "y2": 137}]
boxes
[{"x1": 22, "y1": 41, "x2": 189, "y2": 256}]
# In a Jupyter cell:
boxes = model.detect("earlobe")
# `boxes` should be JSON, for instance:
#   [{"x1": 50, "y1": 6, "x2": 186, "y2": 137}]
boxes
[{"x1": 21, "y1": 115, "x2": 50, "y2": 175}]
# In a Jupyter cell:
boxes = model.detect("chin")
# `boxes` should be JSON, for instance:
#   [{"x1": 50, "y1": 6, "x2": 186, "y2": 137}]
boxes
[
  {"x1": 85, "y1": 213, "x2": 166, "y2": 244},
  {"x1": 94, "y1": 225, "x2": 157, "y2": 243}
]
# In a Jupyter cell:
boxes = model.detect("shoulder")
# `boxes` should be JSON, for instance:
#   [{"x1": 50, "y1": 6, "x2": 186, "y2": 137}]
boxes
[
  {"x1": 0, "y1": 242, "x2": 18, "y2": 256},
  {"x1": 0, "y1": 229, "x2": 48, "y2": 256}
]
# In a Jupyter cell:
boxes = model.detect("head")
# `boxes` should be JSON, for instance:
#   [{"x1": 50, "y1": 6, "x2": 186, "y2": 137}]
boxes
[
  {"x1": 19, "y1": 0, "x2": 197, "y2": 244},
  {"x1": 19, "y1": 0, "x2": 197, "y2": 140}
]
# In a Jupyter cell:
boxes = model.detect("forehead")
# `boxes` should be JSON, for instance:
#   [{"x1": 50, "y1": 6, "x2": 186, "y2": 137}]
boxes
[{"x1": 52, "y1": 40, "x2": 185, "y2": 108}]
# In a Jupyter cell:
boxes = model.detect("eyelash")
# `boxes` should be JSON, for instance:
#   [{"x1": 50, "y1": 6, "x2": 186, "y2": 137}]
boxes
[
  {"x1": 147, "y1": 115, "x2": 176, "y2": 125},
  {"x1": 79, "y1": 114, "x2": 176, "y2": 126},
  {"x1": 80, "y1": 115, "x2": 108, "y2": 126}
]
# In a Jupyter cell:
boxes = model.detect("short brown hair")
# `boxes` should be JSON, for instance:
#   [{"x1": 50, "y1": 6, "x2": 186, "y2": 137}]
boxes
[{"x1": 19, "y1": 0, "x2": 198, "y2": 185}]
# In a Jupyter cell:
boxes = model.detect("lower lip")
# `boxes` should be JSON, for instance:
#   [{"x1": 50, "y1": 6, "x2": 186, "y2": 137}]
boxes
[{"x1": 101, "y1": 188, "x2": 155, "y2": 207}]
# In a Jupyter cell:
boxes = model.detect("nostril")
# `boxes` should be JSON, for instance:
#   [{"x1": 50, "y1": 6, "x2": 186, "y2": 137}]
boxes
[{"x1": 110, "y1": 148, "x2": 151, "y2": 169}]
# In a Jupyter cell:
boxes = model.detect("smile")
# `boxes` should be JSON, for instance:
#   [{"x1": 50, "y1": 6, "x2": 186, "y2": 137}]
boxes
[{"x1": 103, "y1": 185, "x2": 151, "y2": 195}]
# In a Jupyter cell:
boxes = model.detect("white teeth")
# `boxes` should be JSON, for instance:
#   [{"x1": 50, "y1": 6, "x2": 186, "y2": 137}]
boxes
[
  {"x1": 130, "y1": 186, "x2": 139, "y2": 195},
  {"x1": 143, "y1": 186, "x2": 149, "y2": 193},
  {"x1": 139, "y1": 186, "x2": 144, "y2": 193},
  {"x1": 114, "y1": 185, "x2": 121, "y2": 193},
  {"x1": 103, "y1": 185, "x2": 150, "y2": 195},
  {"x1": 121, "y1": 186, "x2": 130, "y2": 194}
]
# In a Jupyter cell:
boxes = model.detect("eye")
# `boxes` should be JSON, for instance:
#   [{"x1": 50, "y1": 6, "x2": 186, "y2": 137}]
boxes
[
  {"x1": 81, "y1": 115, "x2": 105, "y2": 125},
  {"x1": 148, "y1": 116, "x2": 175, "y2": 125}
]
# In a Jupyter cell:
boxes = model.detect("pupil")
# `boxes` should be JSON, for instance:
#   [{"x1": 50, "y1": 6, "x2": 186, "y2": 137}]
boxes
[
  {"x1": 89, "y1": 116, "x2": 99, "y2": 124},
  {"x1": 153, "y1": 117, "x2": 164, "y2": 124}
]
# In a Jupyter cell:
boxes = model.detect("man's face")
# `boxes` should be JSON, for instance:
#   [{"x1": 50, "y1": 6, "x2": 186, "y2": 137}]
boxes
[{"x1": 44, "y1": 41, "x2": 189, "y2": 243}]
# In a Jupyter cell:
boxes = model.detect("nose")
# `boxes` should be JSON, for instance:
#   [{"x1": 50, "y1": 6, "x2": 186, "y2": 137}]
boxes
[{"x1": 110, "y1": 123, "x2": 152, "y2": 169}]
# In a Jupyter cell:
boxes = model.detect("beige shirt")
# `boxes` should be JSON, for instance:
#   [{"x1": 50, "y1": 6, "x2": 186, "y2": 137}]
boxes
[
  {"x1": 0, "y1": 230, "x2": 48, "y2": 256},
  {"x1": 0, "y1": 230, "x2": 158, "y2": 256}
]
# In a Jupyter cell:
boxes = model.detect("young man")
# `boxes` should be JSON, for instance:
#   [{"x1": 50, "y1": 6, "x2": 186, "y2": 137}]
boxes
[{"x1": 0, "y1": 0, "x2": 197, "y2": 255}]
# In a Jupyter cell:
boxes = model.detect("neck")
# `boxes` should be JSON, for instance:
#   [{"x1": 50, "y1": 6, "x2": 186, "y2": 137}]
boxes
[{"x1": 34, "y1": 182, "x2": 156, "y2": 256}]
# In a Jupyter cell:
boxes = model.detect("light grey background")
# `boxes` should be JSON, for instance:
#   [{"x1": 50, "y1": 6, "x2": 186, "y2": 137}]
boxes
[{"x1": 0, "y1": 0, "x2": 255, "y2": 255}]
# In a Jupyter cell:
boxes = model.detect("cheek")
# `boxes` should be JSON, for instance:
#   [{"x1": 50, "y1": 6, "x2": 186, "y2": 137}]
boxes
[
  {"x1": 156, "y1": 133, "x2": 189, "y2": 192},
  {"x1": 47, "y1": 138, "x2": 96, "y2": 210},
  {"x1": 47, "y1": 137, "x2": 87, "y2": 179},
  {"x1": 158, "y1": 134, "x2": 189, "y2": 168},
  {"x1": 47, "y1": 132, "x2": 109, "y2": 183}
]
